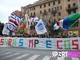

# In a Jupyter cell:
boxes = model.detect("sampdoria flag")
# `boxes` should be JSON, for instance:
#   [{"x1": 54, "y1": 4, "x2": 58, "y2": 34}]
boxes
[
  {"x1": 54, "y1": 12, "x2": 80, "y2": 30},
  {"x1": 7, "y1": 12, "x2": 22, "y2": 33},
  {"x1": 35, "y1": 19, "x2": 47, "y2": 34},
  {"x1": 8, "y1": 21, "x2": 17, "y2": 28},
  {"x1": 7, "y1": 21, "x2": 17, "y2": 33},
  {"x1": 9, "y1": 12, "x2": 21, "y2": 26},
  {"x1": 7, "y1": 23, "x2": 16, "y2": 33}
]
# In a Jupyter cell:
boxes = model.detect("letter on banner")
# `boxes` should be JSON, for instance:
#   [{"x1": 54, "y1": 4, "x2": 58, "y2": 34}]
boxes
[
  {"x1": 57, "y1": 40, "x2": 63, "y2": 49},
  {"x1": 8, "y1": 39, "x2": 12, "y2": 46},
  {"x1": 12, "y1": 39, "x2": 16, "y2": 46},
  {"x1": 19, "y1": 39, "x2": 23, "y2": 47},
  {"x1": 72, "y1": 40, "x2": 79, "y2": 49},
  {"x1": 64, "y1": 40, "x2": 70, "y2": 49},
  {"x1": 29, "y1": 40, "x2": 34, "y2": 48},
  {"x1": 4, "y1": 39, "x2": 8, "y2": 46},
  {"x1": 0, "y1": 39, "x2": 4, "y2": 46},
  {"x1": 46, "y1": 40, "x2": 52, "y2": 48},
  {"x1": 34, "y1": 40, "x2": 39, "y2": 47}
]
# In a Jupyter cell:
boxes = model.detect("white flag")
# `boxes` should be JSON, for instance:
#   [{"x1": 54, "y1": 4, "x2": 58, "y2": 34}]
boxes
[
  {"x1": 30, "y1": 17, "x2": 34, "y2": 22},
  {"x1": 34, "y1": 17, "x2": 39, "y2": 22},
  {"x1": 53, "y1": 19, "x2": 63, "y2": 30},
  {"x1": 2, "y1": 24, "x2": 9, "y2": 35},
  {"x1": 35, "y1": 19, "x2": 47, "y2": 34},
  {"x1": 53, "y1": 23, "x2": 59, "y2": 30}
]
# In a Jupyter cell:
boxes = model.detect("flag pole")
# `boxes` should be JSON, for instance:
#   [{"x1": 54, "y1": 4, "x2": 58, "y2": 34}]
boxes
[
  {"x1": 25, "y1": 13, "x2": 30, "y2": 35},
  {"x1": 78, "y1": 0, "x2": 80, "y2": 12}
]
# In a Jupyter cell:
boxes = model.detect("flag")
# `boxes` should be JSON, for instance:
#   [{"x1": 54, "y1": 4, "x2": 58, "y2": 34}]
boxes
[
  {"x1": 7, "y1": 21, "x2": 18, "y2": 33},
  {"x1": 7, "y1": 23, "x2": 16, "y2": 33},
  {"x1": 58, "y1": 19, "x2": 63, "y2": 29},
  {"x1": 53, "y1": 19, "x2": 63, "y2": 30},
  {"x1": 2, "y1": 24, "x2": 9, "y2": 35},
  {"x1": 34, "y1": 16, "x2": 39, "y2": 22},
  {"x1": 43, "y1": 20, "x2": 47, "y2": 25},
  {"x1": 53, "y1": 23, "x2": 60, "y2": 30},
  {"x1": 8, "y1": 21, "x2": 17, "y2": 28},
  {"x1": 61, "y1": 12, "x2": 80, "y2": 30},
  {"x1": 30, "y1": 17, "x2": 34, "y2": 22},
  {"x1": 55, "y1": 12, "x2": 80, "y2": 30},
  {"x1": 30, "y1": 16, "x2": 39, "y2": 25},
  {"x1": 9, "y1": 13, "x2": 21, "y2": 26},
  {"x1": 20, "y1": 23, "x2": 25, "y2": 29},
  {"x1": 35, "y1": 19, "x2": 47, "y2": 34},
  {"x1": 9, "y1": 19, "x2": 18, "y2": 26},
  {"x1": 7, "y1": 12, "x2": 22, "y2": 33}
]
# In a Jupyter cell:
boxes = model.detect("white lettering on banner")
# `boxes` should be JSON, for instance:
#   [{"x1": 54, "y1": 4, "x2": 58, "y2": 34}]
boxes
[{"x1": 0, "y1": 37, "x2": 80, "y2": 50}]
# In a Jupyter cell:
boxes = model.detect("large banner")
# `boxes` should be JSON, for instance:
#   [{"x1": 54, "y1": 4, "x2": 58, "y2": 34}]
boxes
[{"x1": 0, "y1": 37, "x2": 80, "y2": 50}]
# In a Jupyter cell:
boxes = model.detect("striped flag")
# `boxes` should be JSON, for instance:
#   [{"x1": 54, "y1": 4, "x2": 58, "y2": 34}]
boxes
[
  {"x1": 7, "y1": 21, "x2": 18, "y2": 33},
  {"x1": 7, "y1": 12, "x2": 22, "y2": 33},
  {"x1": 9, "y1": 13, "x2": 21, "y2": 26}
]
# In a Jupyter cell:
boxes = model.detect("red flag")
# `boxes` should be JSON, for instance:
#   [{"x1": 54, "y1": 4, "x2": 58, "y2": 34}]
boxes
[{"x1": 20, "y1": 23, "x2": 25, "y2": 29}]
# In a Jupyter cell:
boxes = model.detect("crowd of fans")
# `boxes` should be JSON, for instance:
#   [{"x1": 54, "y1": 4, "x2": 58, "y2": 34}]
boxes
[{"x1": 1, "y1": 33, "x2": 77, "y2": 38}]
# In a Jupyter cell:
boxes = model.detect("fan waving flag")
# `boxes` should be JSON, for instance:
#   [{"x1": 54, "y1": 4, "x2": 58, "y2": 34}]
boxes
[{"x1": 35, "y1": 19, "x2": 47, "y2": 34}]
